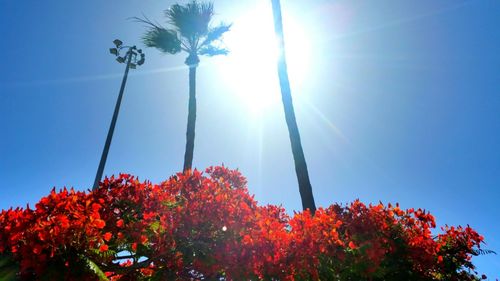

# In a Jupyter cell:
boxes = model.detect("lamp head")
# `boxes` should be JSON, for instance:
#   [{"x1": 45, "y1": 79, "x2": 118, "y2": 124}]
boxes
[
  {"x1": 113, "y1": 39, "x2": 123, "y2": 47},
  {"x1": 137, "y1": 54, "x2": 145, "y2": 66}
]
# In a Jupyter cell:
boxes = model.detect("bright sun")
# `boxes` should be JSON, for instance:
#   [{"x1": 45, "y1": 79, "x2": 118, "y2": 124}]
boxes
[{"x1": 216, "y1": 2, "x2": 311, "y2": 115}]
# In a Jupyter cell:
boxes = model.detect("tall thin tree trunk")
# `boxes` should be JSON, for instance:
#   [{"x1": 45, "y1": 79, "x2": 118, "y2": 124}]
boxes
[
  {"x1": 183, "y1": 56, "x2": 198, "y2": 172},
  {"x1": 271, "y1": 0, "x2": 316, "y2": 213}
]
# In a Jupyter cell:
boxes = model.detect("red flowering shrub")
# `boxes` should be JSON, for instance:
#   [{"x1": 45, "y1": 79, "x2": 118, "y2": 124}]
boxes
[{"x1": 0, "y1": 166, "x2": 490, "y2": 280}]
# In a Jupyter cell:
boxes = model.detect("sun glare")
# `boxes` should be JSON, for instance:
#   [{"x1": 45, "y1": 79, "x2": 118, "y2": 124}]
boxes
[{"x1": 217, "y1": 1, "x2": 311, "y2": 116}]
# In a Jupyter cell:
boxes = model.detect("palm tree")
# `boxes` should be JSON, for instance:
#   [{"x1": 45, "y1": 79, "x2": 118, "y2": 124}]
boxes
[
  {"x1": 271, "y1": 0, "x2": 316, "y2": 213},
  {"x1": 136, "y1": 1, "x2": 230, "y2": 172}
]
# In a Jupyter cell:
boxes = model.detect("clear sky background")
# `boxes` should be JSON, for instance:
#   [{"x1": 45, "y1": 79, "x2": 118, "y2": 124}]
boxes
[{"x1": 1, "y1": 0, "x2": 499, "y2": 277}]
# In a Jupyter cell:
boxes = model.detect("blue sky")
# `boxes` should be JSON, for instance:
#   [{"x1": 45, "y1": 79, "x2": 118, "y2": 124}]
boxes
[{"x1": 1, "y1": 0, "x2": 499, "y2": 277}]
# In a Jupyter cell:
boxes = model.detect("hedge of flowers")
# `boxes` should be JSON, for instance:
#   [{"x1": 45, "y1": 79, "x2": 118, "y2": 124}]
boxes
[{"x1": 0, "y1": 166, "x2": 489, "y2": 280}]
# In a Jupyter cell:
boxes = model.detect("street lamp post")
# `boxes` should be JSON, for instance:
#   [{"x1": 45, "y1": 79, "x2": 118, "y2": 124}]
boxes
[{"x1": 92, "y1": 39, "x2": 145, "y2": 190}]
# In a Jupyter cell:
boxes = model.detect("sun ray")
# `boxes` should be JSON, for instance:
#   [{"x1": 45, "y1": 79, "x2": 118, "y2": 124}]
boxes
[
  {"x1": 0, "y1": 65, "x2": 187, "y2": 89},
  {"x1": 301, "y1": 97, "x2": 397, "y2": 185},
  {"x1": 302, "y1": 98, "x2": 350, "y2": 145}
]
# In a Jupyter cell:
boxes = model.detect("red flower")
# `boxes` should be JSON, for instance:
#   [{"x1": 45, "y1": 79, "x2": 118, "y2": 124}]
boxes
[
  {"x1": 0, "y1": 167, "x2": 488, "y2": 280},
  {"x1": 116, "y1": 219, "x2": 124, "y2": 228},
  {"x1": 99, "y1": 244, "x2": 108, "y2": 252},
  {"x1": 103, "y1": 232, "x2": 112, "y2": 242},
  {"x1": 92, "y1": 203, "x2": 101, "y2": 212},
  {"x1": 94, "y1": 219, "x2": 105, "y2": 229}
]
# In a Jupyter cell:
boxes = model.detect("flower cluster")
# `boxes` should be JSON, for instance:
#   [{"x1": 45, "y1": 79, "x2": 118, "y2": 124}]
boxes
[{"x1": 0, "y1": 166, "x2": 489, "y2": 280}]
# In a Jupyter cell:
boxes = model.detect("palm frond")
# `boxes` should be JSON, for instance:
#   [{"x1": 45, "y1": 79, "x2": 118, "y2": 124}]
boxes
[
  {"x1": 199, "y1": 45, "x2": 229, "y2": 57},
  {"x1": 201, "y1": 22, "x2": 231, "y2": 47},
  {"x1": 131, "y1": 14, "x2": 163, "y2": 31},
  {"x1": 165, "y1": 1, "x2": 214, "y2": 41},
  {"x1": 133, "y1": 16, "x2": 182, "y2": 54},
  {"x1": 143, "y1": 28, "x2": 183, "y2": 54}
]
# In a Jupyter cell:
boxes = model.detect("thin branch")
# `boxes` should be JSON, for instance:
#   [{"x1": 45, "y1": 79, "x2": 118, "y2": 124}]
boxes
[{"x1": 114, "y1": 254, "x2": 136, "y2": 260}]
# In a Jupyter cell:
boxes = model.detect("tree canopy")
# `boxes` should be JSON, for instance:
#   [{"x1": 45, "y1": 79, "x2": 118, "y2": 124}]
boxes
[
  {"x1": 0, "y1": 166, "x2": 490, "y2": 280},
  {"x1": 136, "y1": 1, "x2": 230, "y2": 60}
]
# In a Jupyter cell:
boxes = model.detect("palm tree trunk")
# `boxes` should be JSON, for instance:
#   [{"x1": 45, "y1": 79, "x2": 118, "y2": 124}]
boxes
[
  {"x1": 271, "y1": 0, "x2": 316, "y2": 213},
  {"x1": 183, "y1": 55, "x2": 198, "y2": 172}
]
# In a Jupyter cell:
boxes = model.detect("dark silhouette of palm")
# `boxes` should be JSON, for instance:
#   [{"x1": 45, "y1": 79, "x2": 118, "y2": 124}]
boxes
[
  {"x1": 136, "y1": 1, "x2": 230, "y2": 172},
  {"x1": 271, "y1": 0, "x2": 316, "y2": 213}
]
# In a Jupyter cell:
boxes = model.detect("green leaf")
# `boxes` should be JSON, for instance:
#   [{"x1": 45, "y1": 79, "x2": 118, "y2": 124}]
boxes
[
  {"x1": 150, "y1": 221, "x2": 164, "y2": 234},
  {"x1": 0, "y1": 255, "x2": 18, "y2": 281},
  {"x1": 82, "y1": 256, "x2": 109, "y2": 281},
  {"x1": 162, "y1": 200, "x2": 181, "y2": 209},
  {"x1": 88, "y1": 248, "x2": 116, "y2": 261},
  {"x1": 472, "y1": 248, "x2": 497, "y2": 256}
]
